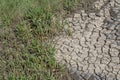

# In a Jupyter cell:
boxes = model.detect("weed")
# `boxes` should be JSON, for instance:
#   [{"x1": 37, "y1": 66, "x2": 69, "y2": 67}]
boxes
[{"x1": 0, "y1": 0, "x2": 81, "y2": 80}]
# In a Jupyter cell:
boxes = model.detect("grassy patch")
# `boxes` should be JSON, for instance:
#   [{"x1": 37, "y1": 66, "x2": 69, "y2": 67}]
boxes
[{"x1": 0, "y1": 0, "x2": 80, "y2": 80}]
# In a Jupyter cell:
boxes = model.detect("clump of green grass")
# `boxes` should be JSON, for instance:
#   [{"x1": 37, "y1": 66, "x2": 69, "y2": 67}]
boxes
[
  {"x1": 0, "y1": 24, "x2": 70, "y2": 80},
  {"x1": 0, "y1": 0, "x2": 80, "y2": 80}
]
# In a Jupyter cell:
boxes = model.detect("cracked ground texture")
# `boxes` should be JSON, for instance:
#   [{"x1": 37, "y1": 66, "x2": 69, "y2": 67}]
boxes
[{"x1": 53, "y1": 0, "x2": 120, "y2": 80}]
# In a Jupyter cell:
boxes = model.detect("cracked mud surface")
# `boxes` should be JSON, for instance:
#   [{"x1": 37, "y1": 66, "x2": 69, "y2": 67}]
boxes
[{"x1": 53, "y1": 0, "x2": 120, "y2": 80}]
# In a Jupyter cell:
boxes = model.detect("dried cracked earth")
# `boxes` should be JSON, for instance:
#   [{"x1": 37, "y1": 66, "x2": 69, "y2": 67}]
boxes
[{"x1": 53, "y1": 0, "x2": 120, "y2": 80}]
